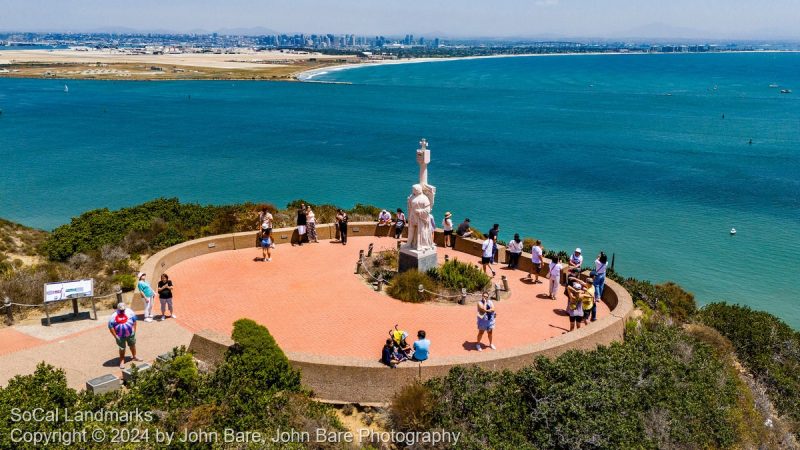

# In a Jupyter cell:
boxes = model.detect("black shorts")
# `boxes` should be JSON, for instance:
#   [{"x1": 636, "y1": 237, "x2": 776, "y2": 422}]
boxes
[
  {"x1": 569, "y1": 315, "x2": 581, "y2": 323},
  {"x1": 583, "y1": 310, "x2": 592, "y2": 320},
  {"x1": 444, "y1": 230, "x2": 453, "y2": 236},
  {"x1": 481, "y1": 256, "x2": 492, "y2": 264}
]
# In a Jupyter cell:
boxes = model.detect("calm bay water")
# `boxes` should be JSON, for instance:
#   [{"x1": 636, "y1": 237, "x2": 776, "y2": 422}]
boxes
[{"x1": 0, "y1": 53, "x2": 798, "y2": 326}]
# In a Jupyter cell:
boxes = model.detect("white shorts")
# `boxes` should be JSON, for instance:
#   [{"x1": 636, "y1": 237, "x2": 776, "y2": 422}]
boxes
[{"x1": 297, "y1": 225, "x2": 306, "y2": 235}]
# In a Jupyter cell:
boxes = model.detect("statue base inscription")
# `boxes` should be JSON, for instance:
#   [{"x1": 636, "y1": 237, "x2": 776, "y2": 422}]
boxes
[{"x1": 399, "y1": 246, "x2": 438, "y2": 274}]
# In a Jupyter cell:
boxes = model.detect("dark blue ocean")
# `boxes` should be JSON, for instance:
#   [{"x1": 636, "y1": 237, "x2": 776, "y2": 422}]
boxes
[{"x1": 1, "y1": 53, "x2": 798, "y2": 326}]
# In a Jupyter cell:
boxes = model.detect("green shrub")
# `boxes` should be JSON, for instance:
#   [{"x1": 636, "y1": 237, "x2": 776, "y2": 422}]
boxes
[
  {"x1": 112, "y1": 273, "x2": 136, "y2": 291},
  {"x1": 391, "y1": 381, "x2": 435, "y2": 432},
  {"x1": 349, "y1": 203, "x2": 381, "y2": 218},
  {"x1": 607, "y1": 272, "x2": 697, "y2": 323},
  {"x1": 388, "y1": 270, "x2": 436, "y2": 303},
  {"x1": 428, "y1": 259, "x2": 490, "y2": 292},
  {"x1": 698, "y1": 303, "x2": 800, "y2": 437},
  {"x1": 419, "y1": 324, "x2": 755, "y2": 449}
]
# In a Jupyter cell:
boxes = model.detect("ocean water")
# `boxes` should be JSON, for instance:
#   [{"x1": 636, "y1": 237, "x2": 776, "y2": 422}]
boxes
[{"x1": 0, "y1": 53, "x2": 798, "y2": 326}]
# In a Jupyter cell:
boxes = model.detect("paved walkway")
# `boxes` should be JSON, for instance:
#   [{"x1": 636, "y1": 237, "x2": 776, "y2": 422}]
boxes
[
  {"x1": 168, "y1": 236, "x2": 608, "y2": 361},
  {"x1": 0, "y1": 235, "x2": 608, "y2": 389}
]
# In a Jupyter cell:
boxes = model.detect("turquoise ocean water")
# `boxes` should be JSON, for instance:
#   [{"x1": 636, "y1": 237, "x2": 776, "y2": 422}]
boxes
[{"x1": 0, "y1": 53, "x2": 798, "y2": 326}]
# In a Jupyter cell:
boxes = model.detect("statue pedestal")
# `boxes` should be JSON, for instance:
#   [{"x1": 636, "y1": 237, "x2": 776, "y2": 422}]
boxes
[{"x1": 399, "y1": 246, "x2": 438, "y2": 274}]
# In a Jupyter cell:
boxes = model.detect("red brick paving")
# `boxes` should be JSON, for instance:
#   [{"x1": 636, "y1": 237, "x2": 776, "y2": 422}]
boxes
[
  {"x1": 0, "y1": 328, "x2": 45, "y2": 356},
  {"x1": 168, "y1": 236, "x2": 609, "y2": 362}
]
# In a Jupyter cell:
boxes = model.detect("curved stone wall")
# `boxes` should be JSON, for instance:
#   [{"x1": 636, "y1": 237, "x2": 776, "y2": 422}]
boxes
[{"x1": 140, "y1": 224, "x2": 634, "y2": 404}]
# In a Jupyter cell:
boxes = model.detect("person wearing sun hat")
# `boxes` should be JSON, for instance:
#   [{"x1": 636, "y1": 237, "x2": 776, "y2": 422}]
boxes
[
  {"x1": 136, "y1": 272, "x2": 155, "y2": 322},
  {"x1": 442, "y1": 212, "x2": 454, "y2": 247},
  {"x1": 108, "y1": 302, "x2": 142, "y2": 369}
]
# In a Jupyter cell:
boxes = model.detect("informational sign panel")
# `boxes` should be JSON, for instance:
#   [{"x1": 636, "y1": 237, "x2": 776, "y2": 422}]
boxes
[{"x1": 44, "y1": 279, "x2": 94, "y2": 303}]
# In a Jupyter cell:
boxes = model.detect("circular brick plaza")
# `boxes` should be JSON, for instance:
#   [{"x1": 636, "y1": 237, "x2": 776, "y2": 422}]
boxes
[{"x1": 168, "y1": 235, "x2": 611, "y2": 361}]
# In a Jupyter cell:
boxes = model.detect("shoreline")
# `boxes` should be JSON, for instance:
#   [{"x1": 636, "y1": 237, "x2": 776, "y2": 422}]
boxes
[
  {"x1": 1, "y1": 48, "x2": 797, "y2": 82},
  {"x1": 295, "y1": 49, "x2": 800, "y2": 81}
]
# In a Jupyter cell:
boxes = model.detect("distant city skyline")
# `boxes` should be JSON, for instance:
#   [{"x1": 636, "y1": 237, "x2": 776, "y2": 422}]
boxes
[{"x1": 2, "y1": 0, "x2": 799, "y2": 40}]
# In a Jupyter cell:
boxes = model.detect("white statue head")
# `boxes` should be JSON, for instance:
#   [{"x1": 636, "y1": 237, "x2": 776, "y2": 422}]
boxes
[{"x1": 412, "y1": 183, "x2": 423, "y2": 195}]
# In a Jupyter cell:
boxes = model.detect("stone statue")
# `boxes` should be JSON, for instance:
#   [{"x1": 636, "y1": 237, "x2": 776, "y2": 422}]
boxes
[{"x1": 404, "y1": 139, "x2": 437, "y2": 251}]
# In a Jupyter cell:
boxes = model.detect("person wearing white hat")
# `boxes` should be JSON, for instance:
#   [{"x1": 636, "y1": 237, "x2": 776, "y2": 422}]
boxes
[
  {"x1": 108, "y1": 302, "x2": 142, "y2": 369},
  {"x1": 442, "y1": 212, "x2": 453, "y2": 248},
  {"x1": 568, "y1": 248, "x2": 584, "y2": 275},
  {"x1": 136, "y1": 272, "x2": 155, "y2": 322}
]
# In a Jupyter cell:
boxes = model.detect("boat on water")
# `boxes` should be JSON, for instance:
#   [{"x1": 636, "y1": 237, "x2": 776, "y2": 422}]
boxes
[
  {"x1": 730, "y1": 228, "x2": 737, "y2": 236},
  {"x1": 64, "y1": 84, "x2": 69, "y2": 93},
  {"x1": 769, "y1": 84, "x2": 779, "y2": 88},
  {"x1": 780, "y1": 89, "x2": 792, "y2": 94}
]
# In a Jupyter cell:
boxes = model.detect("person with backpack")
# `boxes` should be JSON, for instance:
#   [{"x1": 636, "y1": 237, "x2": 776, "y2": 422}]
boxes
[
  {"x1": 528, "y1": 239, "x2": 544, "y2": 283},
  {"x1": 394, "y1": 208, "x2": 406, "y2": 239}
]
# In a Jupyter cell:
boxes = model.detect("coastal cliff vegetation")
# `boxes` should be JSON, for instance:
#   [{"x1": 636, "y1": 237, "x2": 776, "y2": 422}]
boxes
[{"x1": 1, "y1": 199, "x2": 799, "y2": 448}]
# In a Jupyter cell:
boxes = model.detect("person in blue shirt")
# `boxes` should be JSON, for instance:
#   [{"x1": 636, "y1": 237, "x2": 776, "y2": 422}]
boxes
[{"x1": 412, "y1": 330, "x2": 431, "y2": 361}]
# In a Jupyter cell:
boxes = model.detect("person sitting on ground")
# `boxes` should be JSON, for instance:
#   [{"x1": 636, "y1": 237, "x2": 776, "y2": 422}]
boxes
[
  {"x1": 382, "y1": 339, "x2": 401, "y2": 369},
  {"x1": 390, "y1": 324, "x2": 412, "y2": 357},
  {"x1": 568, "y1": 247, "x2": 583, "y2": 274},
  {"x1": 481, "y1": 235, "x2": 497, "y2": 277},
  {"x1": 412, "y1": 330, "x2": 430, "y2": 362},
  {"x1": 456, "y1": 218, "x2": 473, "y2": 238},
  {"x1": 378, "y1": 209, "x2": 392, "y2": 226}
]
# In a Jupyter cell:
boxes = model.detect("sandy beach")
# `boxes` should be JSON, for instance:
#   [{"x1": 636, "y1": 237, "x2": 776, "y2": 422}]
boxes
[{"x1": 0, "y1": 48, "x2": 362, "y2": 80}]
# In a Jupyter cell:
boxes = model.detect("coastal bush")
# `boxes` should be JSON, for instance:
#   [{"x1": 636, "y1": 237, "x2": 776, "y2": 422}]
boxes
[
  {"x1": 427, "y1": 259, "x2": 490, "y2": 292},
  {"x1": 606, "y1": 271, "x2": 697, "y2": 323},
  {"x1": 112, "y1": 273, "x2": 136, "y2": 291},
  {"x1": 387, "y1": 270, "x2": 436, "y2": 303},
  {"x1": 390, "y1": 381, "x2": 435, "y2": 432},
  {"x1": 349, "y1": 203, "x2": 381, "y2": 218},
  {"x1": 698, "y1": 303, "x2": 800, "y2": 437},
  {"x1": 414, "y1": 323, "x2": 759, "y2": 449}
]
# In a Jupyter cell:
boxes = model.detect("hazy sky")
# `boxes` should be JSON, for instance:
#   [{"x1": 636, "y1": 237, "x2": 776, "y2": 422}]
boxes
[{"x1": 1, "y1": 0, "x2": 798, "y2": 39}]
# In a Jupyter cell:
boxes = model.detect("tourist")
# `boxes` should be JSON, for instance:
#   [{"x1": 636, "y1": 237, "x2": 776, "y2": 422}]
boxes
[
  {"x1": 475, "y1": 292, "x2": 496, "y2": 351},
  {"x1": 456, "y1": 218, "x2": 473, "y2": 239},
  {"x1": 306, "y1": 205, "x2": 318, "y2": 243},
  {"x1": 378, "y1": 209, "x2": 392, "y2": 226},
  {"x1": 260, "y1": 228, "x2": 273, "y2": 261},
  {"x1": 507, "y1": 233, "x2": 523, "y2": 269},
  {"x1": 378, "y1": 209, "x2": 392, "y2": 237},
  {"x1": 108, "y1": 302, "x2": 142, "y2": 369},
  {"x1": 592, "y1": 252, "x2": 608, "y2": 321},
  {"x1": 381, "y1": 339, "x2": 401, "y2": 369},
  {"x1": 336, "y1": 209, "x2": 348, "y2": 245},
  {"x1": 390, "y1": 324, "x2": 412, "y2": 357},
  {"x1": 481, "y1": 235, "x2": 497, "y2": 277},
  {"x1": 296, "y1": 203, "x2": 307, "y2": 246},
  {"x1": 394, "y1": 208, "x2": 406, "y2": 239},
  {"x1": 528, "y1": 239, "x2": 544, "y2": 283},
  {"x1": 412, "y1": 330, "x2": 430, "y2": 362},
  {"x1": 487, "y1": 224, "x2": 500, "y2": 263},
  {"x1": 565, "y1": 281, "x2": 585, "y2": 332},
  {"x1": 547, "y1": 257, "x2": 563, "y2": 300},
  {"x1": 257, "y1": 206, "x2": 273, "y2": 230},
  {"x1": 157, "y1": 273, "x2": 176, "y2": 321},
  {"x1": 442, "y1": 212, "x2": 454, "y2": 248},
  {"x1": 260, "y1": 208, "x2": 274, "y2": 248},
  {"x1": 568, "y1": 248, "x2": 583, "y2": 275},
  {"x1": 136, "y1": 272, "x2": 155, "y2": 322},
  {"x1": 581, "y1": 277, "x2": 596, "y2": 325}
]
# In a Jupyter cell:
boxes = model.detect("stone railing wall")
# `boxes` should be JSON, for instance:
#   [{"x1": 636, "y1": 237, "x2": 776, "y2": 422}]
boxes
[{"x1": 140, "y1": 223, "x2": 634, "y2": 404}]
